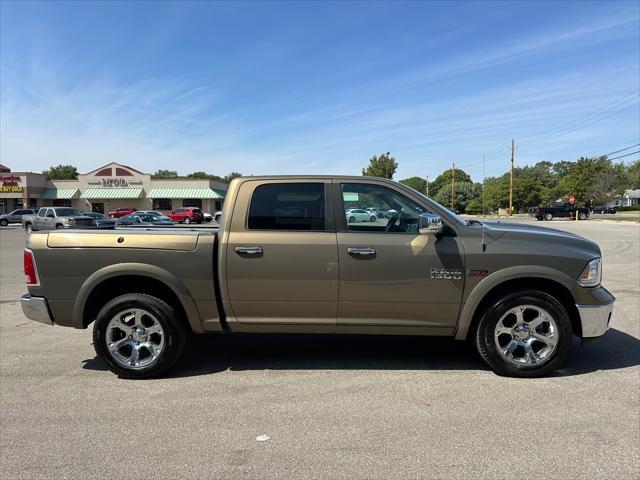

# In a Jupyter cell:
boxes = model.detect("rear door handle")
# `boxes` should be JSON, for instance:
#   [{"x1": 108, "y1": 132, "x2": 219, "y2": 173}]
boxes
[
  {"x1": 235, "y1": 246, "x2": 263, "y2": 255},
  {"x1": 347, "y1": 247, "x2": 376, "y2": 256}
]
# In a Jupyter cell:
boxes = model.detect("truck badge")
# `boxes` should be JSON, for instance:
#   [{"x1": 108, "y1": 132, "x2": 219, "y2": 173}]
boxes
[{"x1": 430, "y1": 268, "x2": 462, "y2": 280}]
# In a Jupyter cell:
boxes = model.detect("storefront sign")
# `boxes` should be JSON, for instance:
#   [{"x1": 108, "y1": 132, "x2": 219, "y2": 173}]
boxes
[
  {"x1": 0, "y1": 175, "x2": 23, "y2": 193},
  {"x1": 101, "y1": 178, "x2": 128, "y2": 187}
]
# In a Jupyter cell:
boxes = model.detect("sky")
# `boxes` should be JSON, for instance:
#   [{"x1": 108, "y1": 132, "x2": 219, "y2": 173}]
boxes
[{"x1": 1, "y1": 0, "x2": 639, "y2": 181}]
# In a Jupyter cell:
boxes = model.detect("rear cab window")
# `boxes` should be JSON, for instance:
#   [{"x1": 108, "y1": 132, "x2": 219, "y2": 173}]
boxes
[{"x1": 248, "y1": 183, "x2": 326, "y2": 231}]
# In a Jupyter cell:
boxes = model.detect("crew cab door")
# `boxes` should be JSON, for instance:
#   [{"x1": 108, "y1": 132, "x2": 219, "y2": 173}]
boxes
[
  {"x1": 334, "y1": 180, "x2": 465, "y2": 329},
  {"x1": 225, "y1": 180, "x2": 338, "y2": 324}
]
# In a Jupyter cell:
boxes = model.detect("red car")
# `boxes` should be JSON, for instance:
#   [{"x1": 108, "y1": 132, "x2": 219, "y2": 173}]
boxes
[
  {"x1": 167, "y1": 207, "x2": 204, "y2": 224},
  {"x1": 108, "y1": 207, "x2": 137, "y2": 218}
]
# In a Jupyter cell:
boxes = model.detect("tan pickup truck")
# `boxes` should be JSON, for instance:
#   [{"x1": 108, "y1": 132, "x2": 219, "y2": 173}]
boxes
[{"x1": 21, "y1": 176, "x2": 614, "y2": 378}]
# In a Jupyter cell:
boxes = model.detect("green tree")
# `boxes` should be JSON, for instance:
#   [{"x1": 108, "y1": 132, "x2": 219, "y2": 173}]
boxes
[
  {"x1": 186, "y1": 171, "x2": 223, "y2": 181},
  {"x1": 223, "y1": 172, "x2": 242, "y2": 184},
  {"x1": 152, "y1": 169, "x2": 178, "y2": 179},
  {"x1": 42, "y1": 164, "x2": 78, "y2": 180},
  {"x1": 362, "y1": 152, "x2": 398, "y2": 179},
  {"x1": 434, "y1": 181, "x2": 481, "y2": 213},
  {"x1": 556, "y1": 156, "x2": 610, "y2": 206},
  {"x1": 428, "y1": 168, "x2": 472, "y2": 200},
  {"x1": 399, "y1": 176, "x2": 428, "y2": 194}
]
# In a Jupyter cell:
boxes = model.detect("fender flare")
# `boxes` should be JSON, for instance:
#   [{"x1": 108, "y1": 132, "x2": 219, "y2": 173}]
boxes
[
  {"x1": 72, "y1": 262, "x2": 204, "y2": 333},
  {"x1": 454, "y1": 265, "x2": 576, "y2": 340}
]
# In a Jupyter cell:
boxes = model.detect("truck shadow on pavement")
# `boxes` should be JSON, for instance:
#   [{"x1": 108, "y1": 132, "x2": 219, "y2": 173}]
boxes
[{"x1": 83, "y1": 328, "x2": 639, "y2": 378}]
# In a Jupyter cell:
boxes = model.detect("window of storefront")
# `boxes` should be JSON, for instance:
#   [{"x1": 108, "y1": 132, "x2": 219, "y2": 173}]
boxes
[
  {"x1": 182, "y1": 198, "x2": 202, "y2": 208},
  {"x1": 53, "y1": 199, "x2": 72, "y2": 207},
  {"x1": 29, "y1": 198, "x2": 38, "y2": 208},
  {"x1": 152, "y1": 198, "x2": 172, "y2": 210}
]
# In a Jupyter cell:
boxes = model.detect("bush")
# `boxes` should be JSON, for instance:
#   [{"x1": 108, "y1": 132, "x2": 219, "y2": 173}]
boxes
[{"x1": 616, "y1": 205, "x2": 640, "y2": 212}]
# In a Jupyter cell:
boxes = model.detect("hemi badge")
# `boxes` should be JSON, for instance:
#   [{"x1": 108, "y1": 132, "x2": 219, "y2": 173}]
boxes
[{"x1": 468, "y1": 269, "x2": 489, "y2": 277}]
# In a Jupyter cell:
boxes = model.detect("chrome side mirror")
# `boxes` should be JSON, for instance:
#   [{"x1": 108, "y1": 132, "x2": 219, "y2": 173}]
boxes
[{"x1": 419, "y1": 213, "x2": 442, "y2": 235}]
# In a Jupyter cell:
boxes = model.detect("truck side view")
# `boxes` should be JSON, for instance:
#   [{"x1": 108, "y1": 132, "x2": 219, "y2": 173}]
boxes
[
  {"x1": 22, "y1": 207, "x2": 95, "y2": 234},
  {"x1": 21, "y1": 176, "x2": 614, "y2": 378},
  {"x1": 534, "y1": 204, "x2": 589, "y2": 221}
]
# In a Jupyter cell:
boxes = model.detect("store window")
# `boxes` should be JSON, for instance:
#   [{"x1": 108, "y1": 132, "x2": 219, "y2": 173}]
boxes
[
  {"x1": 183, "y1": 198, "x2": 202, "y2": 208},
  {"x1": 53, "y1": 199, "x2": 72, "y2": 207},
  {"x1": 29, "y1": 198, "x2": 38, "y2": 208},
  {"x1": 152, "y1": 198, "x2": 172, "y2": 210},
  {"x1": 248, "y1": 183, "x2": 325, "y2": 231},
  {"x1": 115, "y1": 168, "x2": 133, "y2": 176}
]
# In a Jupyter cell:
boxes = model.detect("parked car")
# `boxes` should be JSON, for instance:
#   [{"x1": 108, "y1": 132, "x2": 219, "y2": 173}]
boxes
[
  {"x1": 22, "y1": 207, "x2": 95, "y2": 233},
  {"x1": 533, "y1": 204, "x2": 589, "y2": 221},
  {"x1": 108, "y1": 207, "x2": 137, "y2": 218},
  {"x1": 82, "y1": 212, "x2": 117, "y2": 228},
  {"x1": 591, "y1": 205, "x2": 617, "y2": 214},
  {"x1": 133, "y1": 210, "x2": 165, "y2": 217},
  {"x1": 20, "y1": 176, "x2": 614, "y2": 379},
  {"x1": 0, "y1": 208, "x2": 37, "y2": 227},
  {"x1": 166, "y1": 207, "x2": 204, "y2": 224},
  {"x1": 365, "y1": 207, "x2": 386, "y2": 219},
  {"x1": 116, "y1": 214, "x2": 174, "y2": 226},
  {"x1": 213, "y1": 211, "x2": 222, "y2": 223},
  {"x1": 346, "y1": 208, "x2": 377, "y2": 223},
  {"x1": 202, "y1": 212, "x2": 213, "y2": 222}
]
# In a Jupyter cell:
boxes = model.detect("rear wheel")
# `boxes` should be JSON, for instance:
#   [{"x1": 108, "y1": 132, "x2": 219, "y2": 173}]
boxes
[
  {"x1": 474, "y1": 290, "x2": 572, "y2": 377},
  {"x1": 184, "y1": 217, "x2": 191, "y2": 224},
  {"x1": 579, "y1": 212, "x2": 587, "y2": 220},
  {"x1": 25, "y1": 223, "x2": 32, "y2": 234},
  {"x1": 544, "y1": 213, "x2": 553, "y2": 221},
  {"x1": 349, "y1": 216, "x2": 355, "y2": 223},
  {"x1": 370, "y1": 216, "x2": 376, "y2": 222},
  {"x1": 0, "y1": 219, "x2": 8, "y2": 227},
  {"x1": 93, "y1": 293, "x2": 187, "y2": 379}
]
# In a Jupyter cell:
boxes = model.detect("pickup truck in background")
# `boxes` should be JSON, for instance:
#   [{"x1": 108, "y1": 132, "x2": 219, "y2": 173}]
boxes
[
  {"x1": 22, "y1": 207, "x2": 96, "y2": 233},
  {"x1": 534, "y1": 204, "x2": 590, "y2": 221},
  {"x1": 20, "y1": 176, "x2": 614, "y2": 379}
]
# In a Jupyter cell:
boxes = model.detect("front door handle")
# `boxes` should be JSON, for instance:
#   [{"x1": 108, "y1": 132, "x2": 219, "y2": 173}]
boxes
[
  {"x1": 347, "y1": 247, "x2": 376, "y2": 256},
  {"x1": 235, "y1": 246, "x2": 263, "y2": 255}
]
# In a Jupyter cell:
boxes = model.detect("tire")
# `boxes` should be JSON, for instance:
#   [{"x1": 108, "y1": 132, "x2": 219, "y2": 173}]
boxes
[
  {"x1": 25, "y1": 223, "x2": 32, "y2": 234},
  {"x1": 0, "y1": 219, "x2": 8, "y2": 227},
  {"x1": 544, "y1": 213, "x2": 553, "y2": 221},
  {"x1": 109, "y1": 214, "x2": 115, "y2": 218},
  {"x1": 349, "y1": 216, "x2": 355, "y2": 223},
  {"x1": 579, "y1": 212, "x2": 587, "y2": 220},
  {"x1": 370, "y1": 216, "x2": 377, "y2": 222},
  {"x1": 55, "y1": 224, "x2": 64, "y2": 229},
  {"x1": 93, "y1": 293, "x2": 187, "y2": 379},
  {"x1": 474, "y1": 290, "x2": 572, "y2": 378},
  {"x1": 184, "y1": 217, "x2": 191, "y2": 224}
]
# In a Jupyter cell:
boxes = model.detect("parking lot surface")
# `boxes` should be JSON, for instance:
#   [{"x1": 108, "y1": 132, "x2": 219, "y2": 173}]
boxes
[{"x1": 1, "y1": 219, "x2": 638, "y2": 479}]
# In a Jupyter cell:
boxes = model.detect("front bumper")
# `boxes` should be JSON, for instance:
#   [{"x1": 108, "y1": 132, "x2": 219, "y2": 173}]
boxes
[
  {"x1": 576, "y1": 301, "x2": 614, "y2": 338},
  {"x1": 21, "y1": 294, "x2": 54, "y2": 325}
]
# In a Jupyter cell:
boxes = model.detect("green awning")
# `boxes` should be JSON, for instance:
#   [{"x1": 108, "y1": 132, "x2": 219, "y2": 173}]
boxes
[
  {"x1": 147, "y1": 188, "x2": 224, "y2": 199},
  {"x1": 41, "y1": 188, "x2": 79, "y2": 200},
  {"x1": 80, "y1": 188, "x2": 144, "y2": 199}
]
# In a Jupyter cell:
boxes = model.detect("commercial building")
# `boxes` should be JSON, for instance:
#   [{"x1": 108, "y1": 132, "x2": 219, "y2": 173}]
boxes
[{"x1": 0, "y1": 162, "x2": 227, "y2": 214}]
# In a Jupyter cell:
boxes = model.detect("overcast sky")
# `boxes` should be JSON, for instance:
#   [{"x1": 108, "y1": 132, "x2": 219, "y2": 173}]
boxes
[{"x1": 1, "y1": 0, "x2": 639, "y2": 181}]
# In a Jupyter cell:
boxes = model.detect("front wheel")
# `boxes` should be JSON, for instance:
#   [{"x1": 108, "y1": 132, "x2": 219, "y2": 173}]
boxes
[
  {"x1": 0, "y1": 219, "x2": 8, "y2": 227},
  {"x1": 184, "y1": 217, "x2": 191, "y2": 224},
  {"x1": 370, "y1": 216, "x2": 377, "y2": 222},
  {"x1": 93, "y1": 293, "x2": 187, "y2": 379},
  {"x1": 474, "y1": 290, "x2": 572, "y2": 377},
  {"x1": 348, "y1": 216, "x2": 355, "y2": 223},
  {"x1": 25, "y1": 223, "x2": 32, "y2": 234}
]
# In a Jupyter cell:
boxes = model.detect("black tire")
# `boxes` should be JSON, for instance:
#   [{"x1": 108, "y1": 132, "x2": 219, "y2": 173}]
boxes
[
  {"x1": 474, "y1": 290, "x2": 572, "y2": 378},
  {"x1": 544, "y1": 213, "x2": 553, "y2": 221},
  {"x1": 0, "y1": 219, "x2": 8, "y2": 227},
  {"x1": 370, "y1": 216, "x2": 377, "y2": 222},
  {"x1": 579, "y1": 212, "x2": 587, "y2": 220},
  {"x1": 93, "y1": 293, "x2": 187, "y2": 379},
  {"x1": 349, "y1": 216, "x2": 355, "y2": 223},
  {"x1": 55, "y1": 224, "x2": 64, "y2": 229},
  {"x1": 25, "y1": 223, "x2": 32, "y2": 234},
  {"x1": 184, "y1": 217, "x2": 191, "y2": 224}
]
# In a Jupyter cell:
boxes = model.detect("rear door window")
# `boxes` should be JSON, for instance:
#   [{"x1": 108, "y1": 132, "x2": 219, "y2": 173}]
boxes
[{"x1": 248, "y1": 183, "x2": 325, "y2": 231}]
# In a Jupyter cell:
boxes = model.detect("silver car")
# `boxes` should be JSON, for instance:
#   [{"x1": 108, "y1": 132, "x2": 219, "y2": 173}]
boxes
[{"x1": 0, "y1": 209, "x2": 37, "y2": 227}]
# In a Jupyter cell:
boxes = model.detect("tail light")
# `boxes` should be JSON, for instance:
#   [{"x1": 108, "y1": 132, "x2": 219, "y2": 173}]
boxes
[{"x1": 24, "y1": 248, "x2": 40, "y2": 286}]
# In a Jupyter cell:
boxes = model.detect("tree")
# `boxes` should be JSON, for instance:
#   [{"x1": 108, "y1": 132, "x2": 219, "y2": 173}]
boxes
[
  {"x1": 433, "y1": 181, "x2": 481, "y2": 213},
  {"x1": 399, "y1": 176, "x2": 428, "y2": 194},
  {"x1": 186, "y1": 171, "x2": 223, "y2": 181},
  {"x1": 362, "y1": 152, "x2": 398, "y2": 179},
  {"x1": 152, "y1": 169, "x2": 178, "y2": 179},
  {"x1": 223, "y1": 172, "x2": 242, "y2": 184},
  {"x1": 42, "y1": 164, "x2": 78, "y2": 180},
  {"x1": 428, "y1": 168, "x2": 472, "y2": 200}
]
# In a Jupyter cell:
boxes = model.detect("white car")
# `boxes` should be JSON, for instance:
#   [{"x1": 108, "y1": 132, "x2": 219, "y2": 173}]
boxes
[{"x1": 345, "y1": 209, "x2": 377, "y2": 223}]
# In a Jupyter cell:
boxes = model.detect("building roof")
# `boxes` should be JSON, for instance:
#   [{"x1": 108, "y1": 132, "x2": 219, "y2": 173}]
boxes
[
  {"x1": 624, "y1": 189, "x2": 640, "y2": 199},
  {"x1": 0, "y1": 164, "x2": 10, "y2": 173}
]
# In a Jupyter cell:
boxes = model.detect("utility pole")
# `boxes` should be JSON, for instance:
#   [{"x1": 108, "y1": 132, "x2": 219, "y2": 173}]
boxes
[
  {"x1": 509, "y1": 139, "x2": 515, "y2": 216},
  {"x1": 482, "y1": 153, "x2": 486, "y2": 216},
  {"x1": 451, "y1": 162, "x2": 455, "y2": 210},
  {"x1": 426, "y1": 175, "x2": 429, "y2": 197}
]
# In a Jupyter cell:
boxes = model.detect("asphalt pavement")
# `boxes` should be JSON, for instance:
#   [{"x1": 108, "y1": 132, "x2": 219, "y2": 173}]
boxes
[{"x1": 0, "y1": 219, "x2": 638, "y2": 479}]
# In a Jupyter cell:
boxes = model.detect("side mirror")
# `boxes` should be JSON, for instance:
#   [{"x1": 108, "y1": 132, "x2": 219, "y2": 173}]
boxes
[{"x1": 418, "y1": 213, "x2": 443, "y2": 235}]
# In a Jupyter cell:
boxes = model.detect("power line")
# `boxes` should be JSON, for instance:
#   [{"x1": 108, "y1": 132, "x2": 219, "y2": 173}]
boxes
[
  {"x1": 608, "y1": 150, "x2": 640, "y2": 161},
  {"x1": 602, "y1": 143, "x2": 640, "y2": 157}
]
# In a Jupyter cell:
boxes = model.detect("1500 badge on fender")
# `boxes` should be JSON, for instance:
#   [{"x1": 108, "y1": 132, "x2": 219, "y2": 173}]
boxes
[{"x1": 430, "y1": 268, "x2": 463, "y2": 280}]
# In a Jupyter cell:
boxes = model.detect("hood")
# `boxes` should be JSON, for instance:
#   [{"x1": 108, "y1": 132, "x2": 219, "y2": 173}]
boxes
[{"x1": 480, "y1": 221, "x2": 600, "y2": 257}]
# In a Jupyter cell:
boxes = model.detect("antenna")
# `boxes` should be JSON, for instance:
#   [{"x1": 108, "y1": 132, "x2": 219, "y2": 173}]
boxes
[{"x1": 482, "y1": 153, "x2": 486, "y2": 252}]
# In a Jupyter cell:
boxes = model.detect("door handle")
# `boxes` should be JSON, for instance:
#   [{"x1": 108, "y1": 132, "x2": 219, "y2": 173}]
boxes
[
  {"x1": 235, "y1": 246, "x2": 263, "y2": 255},
  {"x1": 347, "y1": 247, "x2": 376, "y2": 256}
]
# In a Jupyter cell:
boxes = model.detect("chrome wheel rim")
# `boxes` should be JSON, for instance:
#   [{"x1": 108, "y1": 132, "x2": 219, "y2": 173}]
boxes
[
  {"x1": 494, "y1": 305, "x2": 558, "y2": 366},
  {"x1": 106, "y1": 308, "x2": 165, "y2": 370}
]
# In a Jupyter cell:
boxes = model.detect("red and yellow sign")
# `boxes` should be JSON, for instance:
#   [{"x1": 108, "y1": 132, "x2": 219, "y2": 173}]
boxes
[{"x1": 0, "y1": 175, "x2": 24, "y2": 193}]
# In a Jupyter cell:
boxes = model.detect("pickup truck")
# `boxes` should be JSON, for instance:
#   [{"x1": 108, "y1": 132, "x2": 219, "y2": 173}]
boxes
[
  {"x1": 22, "y1": 207, "x2": 96, "y2": 233},
  {"x1": 20, "y1": 176, "x2": 614, "y2": 379},
  {"x1": 534, "y1": 204, "x2": 589, "y2": 221}
]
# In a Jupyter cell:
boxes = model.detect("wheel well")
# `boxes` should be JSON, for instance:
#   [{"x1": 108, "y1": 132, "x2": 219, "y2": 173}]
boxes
[
  {"x1": 82, "y1": 275, "x2": 190, "y2": 331},
  {"x1": 467, "y1": 277, "x2": 581, "y2": 339}
]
